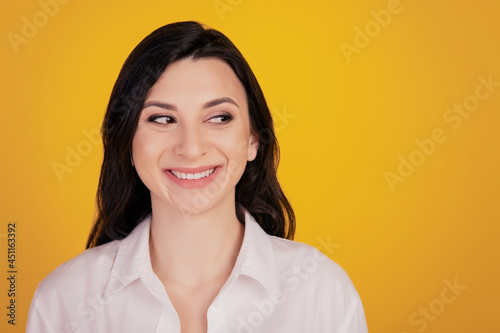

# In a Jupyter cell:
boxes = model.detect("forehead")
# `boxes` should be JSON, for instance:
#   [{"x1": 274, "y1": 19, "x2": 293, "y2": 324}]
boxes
[{"x1": 145, "y1": 57, "x2": 247, "y2": 106}]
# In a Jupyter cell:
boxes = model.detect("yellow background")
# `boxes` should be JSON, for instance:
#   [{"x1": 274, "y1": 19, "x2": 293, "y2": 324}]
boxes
[{"x1": 1, "y1": 0, "x2": 499, "y2": 332}]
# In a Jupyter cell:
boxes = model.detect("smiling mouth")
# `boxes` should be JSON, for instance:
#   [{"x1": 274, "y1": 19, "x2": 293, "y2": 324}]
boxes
[{"x1": 168, "y1": 168, "x2": 216, "y2": 180}]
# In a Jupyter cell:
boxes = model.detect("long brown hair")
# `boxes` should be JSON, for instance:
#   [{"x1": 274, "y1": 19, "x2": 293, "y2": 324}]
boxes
[{"x1": 86, "y1": 21, "x2": 295, "y2": 248}]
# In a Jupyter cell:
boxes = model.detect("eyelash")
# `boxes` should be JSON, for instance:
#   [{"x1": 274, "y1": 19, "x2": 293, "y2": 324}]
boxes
[
  {"x1": 208, "y1": 114, "x2": 233, "y2": 123},
  {"x1": 148, "y1": 115, "x2": 175, "y2": 124},
  {"x1": 147, "y1": 113, "x2": 233, "y2": 125}
]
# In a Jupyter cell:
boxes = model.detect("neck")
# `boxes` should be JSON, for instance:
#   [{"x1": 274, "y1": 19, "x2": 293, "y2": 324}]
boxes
[{"x1": 149, "y1": 194, "x2": 245, "y2": 288}]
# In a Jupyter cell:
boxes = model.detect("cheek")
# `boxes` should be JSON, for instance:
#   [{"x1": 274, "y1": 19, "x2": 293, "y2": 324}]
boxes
[
  {"x1": 132, "y1": 130, "x2": 165, "y2": 165},
  {"x1": 215, "y1": 129, "x2": 250, "y2": 158},
  {"x1": 214, "y1": 131, "x2": 253, "y2": 181}
]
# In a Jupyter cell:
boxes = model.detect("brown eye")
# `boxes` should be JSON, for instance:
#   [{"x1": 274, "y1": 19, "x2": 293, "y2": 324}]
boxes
[
  {"x1": 208, "y1": 114, "x2": 233, "y2": 124},
  {"x1": 148, "y1": 115, "x2": 176, "y2": 124}
]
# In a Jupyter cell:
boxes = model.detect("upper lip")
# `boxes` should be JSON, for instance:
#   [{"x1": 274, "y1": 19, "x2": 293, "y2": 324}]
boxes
[{"x1": 165, "y1": 165, "x2": 220, "y2": 173}]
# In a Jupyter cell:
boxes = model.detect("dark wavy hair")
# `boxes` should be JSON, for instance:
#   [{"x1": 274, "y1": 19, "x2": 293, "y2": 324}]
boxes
[{"x1": 86, "y1": 21, "x2": 295, "y2": 248}]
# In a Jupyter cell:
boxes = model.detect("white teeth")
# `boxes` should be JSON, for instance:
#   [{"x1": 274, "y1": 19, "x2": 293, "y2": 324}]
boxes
[{"x1": 170, "y1": 168, "x2": 215, "y2": 180}]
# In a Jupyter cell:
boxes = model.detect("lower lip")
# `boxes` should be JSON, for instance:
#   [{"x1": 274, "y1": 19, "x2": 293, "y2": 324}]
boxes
[{"x1": 164, "y1": 167, "x2": 221, "y2": 188}]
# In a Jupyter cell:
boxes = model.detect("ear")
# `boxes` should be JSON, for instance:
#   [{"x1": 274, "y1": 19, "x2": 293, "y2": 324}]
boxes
[{"x1": 247, "y1": 133, "x2": 259, "y2": 162}]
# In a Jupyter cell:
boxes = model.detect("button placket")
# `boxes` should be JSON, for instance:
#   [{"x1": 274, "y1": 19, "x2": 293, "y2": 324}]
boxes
[{"x1": 207, "y1": 297, "x2": 228, "y2": 333}]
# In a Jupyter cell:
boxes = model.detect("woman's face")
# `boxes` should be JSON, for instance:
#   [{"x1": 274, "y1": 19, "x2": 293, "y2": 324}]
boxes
[{"x1": 132, "y1": 57, "x2": 258, "y2": 214}]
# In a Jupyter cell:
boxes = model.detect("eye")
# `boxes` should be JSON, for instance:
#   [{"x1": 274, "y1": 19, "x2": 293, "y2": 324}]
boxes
[
  {"x1": 208, "y1": 114, "x2": 233, "y2": 124},
  {"x1": 148, "y1": 115, "x2": 176, "y2": 124}
]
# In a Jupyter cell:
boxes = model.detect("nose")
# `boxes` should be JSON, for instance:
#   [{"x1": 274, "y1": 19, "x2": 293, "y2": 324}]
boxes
[{"x1": 173, "y1": 122, "x2": 207, "y2": 160}]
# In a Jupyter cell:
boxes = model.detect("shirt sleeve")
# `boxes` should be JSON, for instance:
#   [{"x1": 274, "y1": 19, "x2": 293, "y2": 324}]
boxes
[
  {"x1": 336, "y1": 292, "x2": 369, "y2": 333},
  {"x1": 26, "y1": 288, "x2": 56, "y2": 333},
  {"x1": 320, "y1": 256, "x2": 369, "y2": 333}
]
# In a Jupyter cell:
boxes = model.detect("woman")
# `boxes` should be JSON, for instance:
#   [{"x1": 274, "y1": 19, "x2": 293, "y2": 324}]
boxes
[{"x1": 27, "y1": 21, "x2": 368, "y2": 332}]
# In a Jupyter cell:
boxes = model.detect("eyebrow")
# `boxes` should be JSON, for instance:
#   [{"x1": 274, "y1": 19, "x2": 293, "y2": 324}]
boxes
[
  {"x1": 142, "y1": 97, "x2": 239, "y2": 111},
  {"x1": 203, "y1": 97, "x2": 239, "y2": 109}
]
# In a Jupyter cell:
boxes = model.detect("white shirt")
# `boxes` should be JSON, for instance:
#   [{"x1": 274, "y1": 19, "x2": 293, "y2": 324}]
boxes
[{"x1": 26, "y1": 211, "x2": 368, "y2": 333}]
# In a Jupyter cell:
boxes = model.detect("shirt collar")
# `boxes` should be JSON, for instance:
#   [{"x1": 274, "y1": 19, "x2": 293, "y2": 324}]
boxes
[
  {"x1": 104, "y1": 210, "x2": 277, "y2": 297},
  {"x1": 104, "y1": 214, "x2": 154, "y2": 297},
  {"x1": 229, "y1": 210, "x2": 277, "y2": 293}
]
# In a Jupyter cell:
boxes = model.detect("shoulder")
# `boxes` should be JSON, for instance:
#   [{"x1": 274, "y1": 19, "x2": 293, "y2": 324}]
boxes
[
  {"x1": 267, "y1": 236, "x2": 367, "y2": 328},
  {"x1": 267, "y1": 235, "x2": 359, "y2": 296},
  {"x1": 268, "y1": 235, "x2": 346, "y2": 275},
  {"x1": 35, "y1": 240, "x2": 121, "y2": 298}
]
